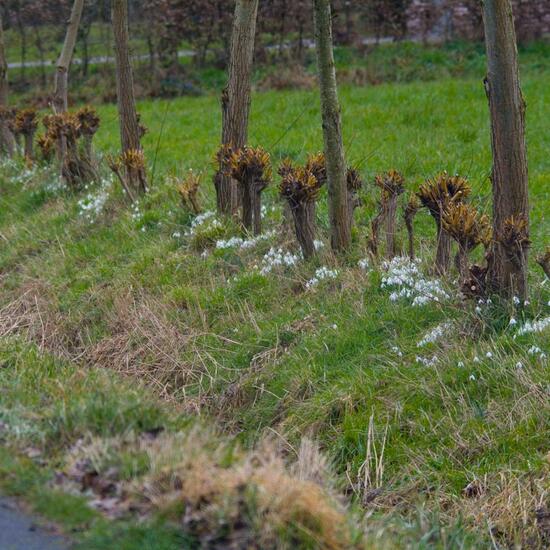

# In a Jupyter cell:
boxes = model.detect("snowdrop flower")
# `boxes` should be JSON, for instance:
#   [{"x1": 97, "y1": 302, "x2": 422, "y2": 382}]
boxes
[
  {"x1": 259, "y1": 247, "x2": 302, "y2": 275},
  {"x1": 172, "y1": 231, "x2": 181, "y2": 239},
  {"x1": 528, "y1": 346, "x2": 541, "y2": 355},
  {"x1": 509, "y1": 318, "x2": 517, "y2": 326},
  {"x1": 513, "y1": 296, "x2": 521, "y2": 305},
  {"x1": 391, "y1": 346, "x2": 403, "y2": 357},
  {"x1": 306, "y1": 267, "x2": 339, "y2": 289},
  {"x1": 415, "y1": 355, "x2": 438, "y2": 367},
  {"x1": 469, "y1": 374, "x2": 476, "y2": 381},
  {"x1": 517, "y1": 317, "x2": 550, "y2": 336},
  {"x1": 417, "y1": 322, "x2": 452, "y2": 347},
  {"x1": 358, "y1": 258, "x2": 369, "y2": 270},
  {"x1": 485, "y1": 351, "x2": 493, "y2": 359},
  {"x1": 77, "y1": 179, "x2": 112, "y2": 223},
  {"x1": 380, "y1": 257, "x2": 449, "y2": 307},
  {"x1": 331, "y1": 324, "x2": 338, "y2": 330},
  {"x1": 473, "y1": 356, "x2": 480, "y2": 363},
  {"x1": 475, "y1": 306, "x2": 482, "y2": 314},
  {"x1": 515, "y1": 362, "x2": 524, "y2": 369},
  {"x1": 313, "y1": 240, "x2": 325, "y2": 251},
  {"x1": 457, "y1": 361, "x2": 464, "y2": 368}
]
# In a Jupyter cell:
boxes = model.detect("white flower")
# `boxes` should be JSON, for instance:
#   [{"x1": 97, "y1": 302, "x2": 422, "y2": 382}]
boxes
[
  {"x1": 417, "y1": 322, "x2": 452, "y2": 347},
  {"x1": 473, "y1": 356, "x2": 480, "y2": 363},
  {"x1": 515, "y1": 362, "x2": 524, "y2": 369},
  {"x1": 509, "y1": 318, "x2": 517, "y2": 326},
  {"x1": 258, "y1": 247, "x2": 302, "y2": 275},
  {"x1": 485, "y1": 351, "x2": 493, "y2": 359},
  {"x1": 475, "y1": 306, "x2": 482, "y2": 314},
  {"x1": 457, "y1": 361, "x2": 464, "y2": 368},
  {"x1": 415, "y1": 355, "x2": 438, "y2": 367},
  {"x1": 77, "y1": 179, "x2": 112, "y2": 223},
  {"x1": 313, "y1": 240, "x2": 325, "y2": 251},
  {"x1": 517, "y1": 316, "x2": 550, "y2": 336},
  {"x1": 469, "y1": 374, "x2": 476, "y2": 381},
  {"x1": 380, "y1": 257, "x2": 449, "y2": 307},
  {"x1": 513, "y1": 296, "x2": 521, "y2": 305},
  {"x1": 331, "y1": 324, "x2": 338, "y2": 330},
  {"x1": 306, "y1": 267, "x2": 339, "y2": 289},
  {"x1": 358, "y1": 258, "x2": 369, "y2": 270},
  {"x1": 391, "y1": 346, "x2": 403, "y2": 357}
]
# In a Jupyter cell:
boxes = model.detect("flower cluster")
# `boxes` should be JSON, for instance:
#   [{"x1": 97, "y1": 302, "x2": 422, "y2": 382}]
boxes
[
  {"x1": 185, "y1": 210, "x2": 221, "y2": 236},
  {"x1": 416, "y1": 322, "x2": 452, "y2": 347},
  {"x1": 43, "y1": 177, "x2": 64, "y2": 195},
  {"x1": 516, "y1": 316, "x2": 550, "y2": 336},
  {"x1": 415, "y1": 355, "x2": 439, "y2": 367},
  {"x1": 131, "y1": 201, "x2": 142, "y2": 222},
  {"x1": 215, "y1": 230, "x2": 276, "y2": 251},
  {"x1": 381, "y1": 257, "x2": 449, "y2": 306},
  {"x1": 358, "y1": 258, "x2": 369, "y2": 270},
  {"x1": 257, "y1": 247, "x2": 302, "y2": 275},
  {"x1": 305, "y1": 267, "x2": 339, "y2": 289},
  {"x1": 77, "y1": 178, "x2": 112, "y2": 223}
]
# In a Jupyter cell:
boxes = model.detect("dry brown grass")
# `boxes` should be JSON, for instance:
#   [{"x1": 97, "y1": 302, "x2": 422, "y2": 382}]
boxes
[
  {"x1": 0, "y1": 280, "x2": 71, "y2": 356},
  {"x1": 83, "y1": 292, "x2": 207, "y2": 402},
  {"x1": 61, "y1": 427, "x2": 357, "y2": 548},
  {"x1": 0, "y1": 281, "x2": 208, "y2": 405},
  {"x1": 139, "y1": 430, "x2": 355, "y2": 549}
]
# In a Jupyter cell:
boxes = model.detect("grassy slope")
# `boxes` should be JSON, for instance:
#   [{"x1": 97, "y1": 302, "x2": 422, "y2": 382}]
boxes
[{"x1": 0, "y1": 72, "x2": 549, "y2": 548}]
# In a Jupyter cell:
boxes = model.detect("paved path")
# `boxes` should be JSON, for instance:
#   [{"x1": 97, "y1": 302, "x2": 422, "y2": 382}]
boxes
[
  {"x1": 0, "y1": 498, "x2": 69, "y2": 550},
  {"x1": 7, "y1": 37, "x2": 399, "y2": 70}
]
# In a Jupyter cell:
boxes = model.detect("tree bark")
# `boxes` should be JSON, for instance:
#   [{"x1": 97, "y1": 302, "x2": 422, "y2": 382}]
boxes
[
  {"x1": 0, "y1": 12, "x2": 15, "y2": 157},
  {"x1": 292, "y1": 203, "x2": 316, "y2": 259},
  {"x1": 53, "y1": 0, "x2": 85, "y2": 113},
  {"x1": 313, "y1": 0, "x2": 351, "y2": 252},
  {"x1": 435, "y1": 225, "x2": 452, "y2": 275},
  {"x1": 218, "y1": 0, "x2": 259, "y2": 215},
  {"x1": 482, "y1": 0, "x2": 529, "y2": 299},
  {"x1": 112, "y1": 0, "x2": 141, "y2": 153},
  {"x1": 385, "y1": 194, "x2": 399, "y2": 258},
  {"x1": 112, "y1": 0, "x2": 147, "y2": 197}
]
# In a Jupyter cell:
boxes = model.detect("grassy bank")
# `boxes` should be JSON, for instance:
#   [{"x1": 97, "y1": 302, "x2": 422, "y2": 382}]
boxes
[{"x1": 0, "y1": 74, "x2": 549, "y2": 548}]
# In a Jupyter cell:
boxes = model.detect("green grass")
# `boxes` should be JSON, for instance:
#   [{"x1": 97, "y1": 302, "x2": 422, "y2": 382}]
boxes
[{"x1": 0, "y1": 70, "x2": 549, "y2": 548}]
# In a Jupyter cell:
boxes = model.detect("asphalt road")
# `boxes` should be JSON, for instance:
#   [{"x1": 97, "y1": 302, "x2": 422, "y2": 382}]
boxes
[{"x1": 0, "y1": 498, "x2": 68, "y2": 550}]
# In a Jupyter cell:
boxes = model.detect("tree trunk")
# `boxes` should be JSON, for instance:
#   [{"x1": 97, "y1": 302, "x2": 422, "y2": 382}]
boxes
[
  {"x1": 112, "y1": 0, "x2": 142, "y2": 153},
  {"x1": 219, "y1": 0, "x2": 259, "y2": 215},
  {"x1": 313, "y1": 0, "x2": 351, "y2": 253},
  {"x1": 112, "y1": 0, "x2": 147, "y2": 197},
  {"x1": 53, "y1": 0, "x2": 85, "y2": 113},
  {"x1": 292, "y1": 203, "x2": 316, "y2": 259},
  {"x1": 0, "y1": 13, "x2": 15, "y2": 157},
  {"x1": 435, "y1": 225, "x2": 452, "y2": 275},
  {"x1": 482, "y1": 0, "x2": 529, "y2": 299},
  {"x1": 385, "y1": 194, "x2": 399, "y2": 258}
]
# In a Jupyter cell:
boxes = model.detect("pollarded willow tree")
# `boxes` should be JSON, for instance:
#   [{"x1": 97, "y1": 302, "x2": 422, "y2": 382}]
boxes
[
  {"x1": 312, "y1": 0, "x2": 351, "y2": 253},
  {"x1": 482, "y1": 0, "x2": 530, "y2": 299},
  {"x1": 216, "y1": 0, "x2": 259, "y2": 215},
  {"x1": 52, "y1": 0, "x2": 84, "y2": 114},
  {"x1": 0, "y1": 12, "x2": 15, "y2": 157},
  {"x1": 111, "y1": 0, "x2": 148, "y2": 199}
]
